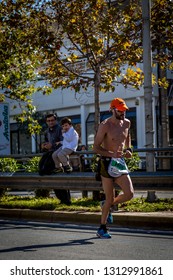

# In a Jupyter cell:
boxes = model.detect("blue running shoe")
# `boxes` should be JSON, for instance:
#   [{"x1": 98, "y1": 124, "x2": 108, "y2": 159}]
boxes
[
  {"x1": 96, "y1": 228, "x2": 111, "y2": 239},
  {"x1": 100, "y1": 200, "x2": 113, "y2": 224}
]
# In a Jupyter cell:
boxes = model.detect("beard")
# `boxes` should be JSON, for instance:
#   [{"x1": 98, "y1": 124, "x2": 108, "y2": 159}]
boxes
[{"x1": 115, "y1": 112, "x2": 125, "y2": 120}]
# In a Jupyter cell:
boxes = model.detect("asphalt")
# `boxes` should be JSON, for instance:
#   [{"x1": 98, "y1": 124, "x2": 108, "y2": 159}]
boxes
[{"x1": 0, "y1": 208, "x2": 173, "y2": 231}]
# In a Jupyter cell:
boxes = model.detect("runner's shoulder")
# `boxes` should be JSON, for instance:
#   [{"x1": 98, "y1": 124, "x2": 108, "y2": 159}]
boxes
[{"x1": 101, "y1": 117, "x2": 111, "y2": 125}]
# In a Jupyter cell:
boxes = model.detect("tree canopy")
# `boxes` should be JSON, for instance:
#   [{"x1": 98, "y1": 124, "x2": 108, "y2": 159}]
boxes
[
  {"x1": 151, "y1": 0, "x2": 173, "y2": 88},
  {"x1": 0, "y1": 0, "x2": 51, "y2": 133},
  {"x1": 39, "y1": 0, "x2": 144, "y2": 129},
  {"x1": 0, "y1": 0, "x2": 173, "y2": 133}
]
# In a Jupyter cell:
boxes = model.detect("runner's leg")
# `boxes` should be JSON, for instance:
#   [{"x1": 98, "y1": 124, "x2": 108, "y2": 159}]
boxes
[
  {"x1": 113, "y1": 174, "x2": 134, "y2": 204},
  {"x1": 101, "y1": 176, "x2": 115, "y2": 224}
]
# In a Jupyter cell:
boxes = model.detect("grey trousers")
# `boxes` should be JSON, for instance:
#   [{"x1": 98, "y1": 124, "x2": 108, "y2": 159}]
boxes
[{"x1": 52, "y1": 147, "x2": 73, "y2": 168}]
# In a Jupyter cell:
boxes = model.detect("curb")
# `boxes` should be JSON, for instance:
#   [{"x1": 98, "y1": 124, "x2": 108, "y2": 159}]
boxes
[{"x1": 0, "y1": 208, "x2": 173, "y2": 230}]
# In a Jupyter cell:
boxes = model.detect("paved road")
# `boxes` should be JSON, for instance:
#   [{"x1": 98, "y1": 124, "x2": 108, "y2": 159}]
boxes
[{"x1": 0, "y1": 219, "x2": 173, "y2": 260}]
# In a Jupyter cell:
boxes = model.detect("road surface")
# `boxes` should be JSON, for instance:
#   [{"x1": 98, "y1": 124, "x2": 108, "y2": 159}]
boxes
[{"x1": 0, "y1": 219, "x2": 173, "y2": 260}]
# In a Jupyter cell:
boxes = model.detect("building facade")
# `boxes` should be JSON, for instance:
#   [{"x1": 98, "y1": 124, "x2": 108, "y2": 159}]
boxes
[{"x1": 8, "y1": 74, "x2": 173, "y2": 155}]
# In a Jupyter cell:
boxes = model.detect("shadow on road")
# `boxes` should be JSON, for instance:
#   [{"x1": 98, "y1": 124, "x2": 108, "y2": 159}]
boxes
[{"x1": 0, "y1": 236, "x2": 99, "y2": 254}]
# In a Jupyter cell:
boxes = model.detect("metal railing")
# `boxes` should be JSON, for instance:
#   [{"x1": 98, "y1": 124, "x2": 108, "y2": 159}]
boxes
[
  {"x1": 0, "y1": 147, "x2": 173, "y2": 171},
  {"x1": 0, "y1": 171, "x2": 173, "y2": 192},
  {"x1": 0, "y1": 148, "x2": 173, "y2": 193}
]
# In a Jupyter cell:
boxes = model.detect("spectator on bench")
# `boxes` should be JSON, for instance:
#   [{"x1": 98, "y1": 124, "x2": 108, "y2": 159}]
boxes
[{"x1": 40, "y1": 113, "x2": 71, "y2": 205}]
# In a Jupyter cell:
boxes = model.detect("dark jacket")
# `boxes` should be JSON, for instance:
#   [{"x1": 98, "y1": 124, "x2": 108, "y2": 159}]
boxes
[{"x1": 44, "y1": 123, "x2": 63, "y2": 151}]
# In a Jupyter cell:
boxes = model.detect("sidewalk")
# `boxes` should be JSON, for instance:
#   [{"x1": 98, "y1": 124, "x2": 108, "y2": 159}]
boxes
[{"x1": 0, "y1": 208, "x2": 173, "y2": 230}]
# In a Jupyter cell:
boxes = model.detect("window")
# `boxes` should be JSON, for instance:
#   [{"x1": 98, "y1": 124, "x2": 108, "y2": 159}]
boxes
[{"x1": 10, "y1": 123, "x2": 32, "y2": 154}]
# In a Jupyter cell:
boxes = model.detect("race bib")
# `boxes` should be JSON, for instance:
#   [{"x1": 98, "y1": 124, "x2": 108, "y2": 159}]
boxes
[{"x1": 108, "y1": 157, "x2": 129, "y2": 177}]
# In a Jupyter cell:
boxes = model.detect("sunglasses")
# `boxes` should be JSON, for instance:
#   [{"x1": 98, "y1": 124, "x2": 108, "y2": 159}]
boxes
[{"x1": 114, "y1": 109, "x2": 126, "y2": 113}]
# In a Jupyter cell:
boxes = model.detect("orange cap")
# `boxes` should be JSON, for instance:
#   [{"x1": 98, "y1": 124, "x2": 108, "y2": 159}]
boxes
[{"x1": 110, "y1": 98, "x2": 128, "y2": 111}]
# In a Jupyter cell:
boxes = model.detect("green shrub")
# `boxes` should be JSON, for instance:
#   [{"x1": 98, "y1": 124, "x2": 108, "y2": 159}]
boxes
[
  {"x1": 0, "y1": 196, "x2": 173, "y2": 212},
  {"x1": 24, "y1": 156, "x2": 41, "y2": 172},
  {"x1": 0, "y1": 158, "x2": 19, "y2": 173},
  {"x1": 0, "y1": 196, "x2": 59, "y2": 210},
  {"x1": 125, "y1": 151, "x2": 140, "y2": 172},
  {"x1": 0, "y1": 157, "x2": 20, "y2": 198},
  {"x1": 91, "y1": 154, "x2": 101, "y2": 173}
]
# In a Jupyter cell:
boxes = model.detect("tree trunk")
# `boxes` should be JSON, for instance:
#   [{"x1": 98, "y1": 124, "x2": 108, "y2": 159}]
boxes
[
  {"x1": 94, "y1": 67, "x2": 101, "y2": 133},
  {"x1": 157, "y1": 66, "x2": 170, "y2": 170},
  {"x1": 93, "y1": 67, "x2": 101, "y2": 201},
  {"x1": 142, "y1": 0, "x2": 155, "y2": 172}
]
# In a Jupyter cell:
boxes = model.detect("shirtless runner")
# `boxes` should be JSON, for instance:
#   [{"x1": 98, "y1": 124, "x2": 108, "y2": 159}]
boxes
[{"x1": 93, "y1": 97, "x2": 134, "y2": 238}]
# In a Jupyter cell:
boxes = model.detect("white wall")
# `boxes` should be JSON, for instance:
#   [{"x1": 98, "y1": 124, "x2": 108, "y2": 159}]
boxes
[{"x1": 7, "y1": 77, "x2": 159, "y2": 149}]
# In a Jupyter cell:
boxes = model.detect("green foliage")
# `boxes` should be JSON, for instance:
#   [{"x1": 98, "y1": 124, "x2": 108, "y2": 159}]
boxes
[
  {"x1": 0, "y1": 0, "x2": 51, "y2": 134},
  {"x1": 0, "y1": 157, "x2": 19, "y2": 197},
  {"x1": 0, "y1": 196, "x2": 173, "y2": 212},
  {"x1": 0, "y1": 0, "x2": 172, "y2": 134},
  {"x1": 91, "y1": 154, "x2": 101, "y2": 173},
  {"x1": 151, "y1": 0, "x2": 173, "y2": 71},
  {"x1": 0, "y1": 158, "x2": 19, "y2": 173},
  {"x1": 121, "y1": 198, "x2": 173, "y2": 212},
  {"x1": 24, "y1": 157, "x2": 40, "y2": 173},
  {"x1": 124, "y1": 152, "x2": 140, "y2": 172},
  {"x1": 40, "y1": 0, "x2": 143, "y2": 90},
  {"x1": 72, "y1": 197, "x2": 99, "y2": 208},
  {"x1": 0, "y1": 156, "x2": 50, "y2": 198},
  {"x1": 0, "y1": 196, "x2": 59, "y2": 210},
  {"x1": 39, "y1": 0, "x2": 144, "y2": 129}
]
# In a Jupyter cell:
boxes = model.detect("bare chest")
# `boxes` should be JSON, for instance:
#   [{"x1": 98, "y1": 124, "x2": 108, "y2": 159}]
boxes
[{"x1": 104, "y1": 122, "x2": 129, "y2": 148}]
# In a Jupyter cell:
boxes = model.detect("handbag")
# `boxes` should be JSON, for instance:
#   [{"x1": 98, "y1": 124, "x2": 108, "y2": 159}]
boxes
[{"x1": 108, "y1": 157, "x2": 129, "y2": 177}]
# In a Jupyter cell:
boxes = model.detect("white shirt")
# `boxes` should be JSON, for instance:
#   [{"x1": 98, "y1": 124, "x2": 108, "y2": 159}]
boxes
[{"x1": 62, "y1": 126, "x2": 79, "y2": 151}]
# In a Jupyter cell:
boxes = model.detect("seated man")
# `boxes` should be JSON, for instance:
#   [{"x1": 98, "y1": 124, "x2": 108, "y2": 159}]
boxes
[{"x1": 40, "y1": 113, "x2": 71, "y2": 205}]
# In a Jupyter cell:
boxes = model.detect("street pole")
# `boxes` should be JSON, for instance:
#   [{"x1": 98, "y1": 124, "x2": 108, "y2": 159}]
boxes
[{"x1": 142, "y1": 0, "x2": 156, "y2": 172}]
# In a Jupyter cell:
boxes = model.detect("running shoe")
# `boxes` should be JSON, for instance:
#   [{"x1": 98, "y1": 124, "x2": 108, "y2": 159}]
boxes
[
  {"x1": 96, "y1": 228, "x2": 111, "y2": 239},
  {"x1": 100, "y1": 200, "x2": 113, "y2": 224}
]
